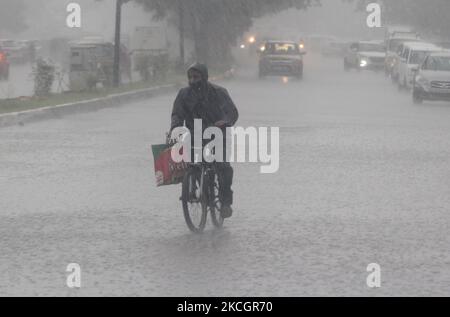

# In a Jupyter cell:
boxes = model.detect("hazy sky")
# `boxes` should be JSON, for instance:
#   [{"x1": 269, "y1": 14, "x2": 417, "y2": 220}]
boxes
[
  {"x1": 252, "y1": 0, "x2": 384, "y2": 41},
  {"x1": 13, "y1": 0, "x2": 157, "y2": 40},
  {"x1": 9, "y1": 0, "x2": 382, "y2": 42}
]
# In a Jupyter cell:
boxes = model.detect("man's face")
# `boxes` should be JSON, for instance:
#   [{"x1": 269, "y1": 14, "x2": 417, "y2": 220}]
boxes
[{"x1": 188, "y1": 69, "x2": 202, "y2": 88}]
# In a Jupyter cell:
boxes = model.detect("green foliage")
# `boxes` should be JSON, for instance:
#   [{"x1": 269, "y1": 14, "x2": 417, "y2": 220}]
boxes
[
  {"x1": 32, "y1": 59, "x2": 55, "y2": 97},
  {"x1": 133, "y1": 0, "x2": 319, "y2": 67}
]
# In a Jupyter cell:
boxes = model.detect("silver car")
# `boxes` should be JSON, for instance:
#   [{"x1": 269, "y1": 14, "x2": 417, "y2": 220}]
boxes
[
  {"x1": 344, "y1": 41, "x2": 386, "y2": 71},
  {"x1": 413, "y1": 51, "x2": 450, "y2": 103}
]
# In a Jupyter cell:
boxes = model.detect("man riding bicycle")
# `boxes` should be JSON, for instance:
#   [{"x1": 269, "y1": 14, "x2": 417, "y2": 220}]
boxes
[{"x1": 169, "y1": 63, "x2": 239, "y2": 218}]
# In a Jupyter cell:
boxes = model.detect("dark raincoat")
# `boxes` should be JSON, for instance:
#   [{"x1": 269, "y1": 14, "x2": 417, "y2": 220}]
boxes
[
  {"x1": 169, "y1": 63, "x2": 238, "y2": 206},
  {"x1": 170, "y1": 63, "x2": 239, "y2": 132}
]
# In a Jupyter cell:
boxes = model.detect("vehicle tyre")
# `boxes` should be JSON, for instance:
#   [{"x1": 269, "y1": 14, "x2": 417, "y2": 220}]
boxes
[{"x1": 182, "y1": 169, "x2": 207, "y2": 233}]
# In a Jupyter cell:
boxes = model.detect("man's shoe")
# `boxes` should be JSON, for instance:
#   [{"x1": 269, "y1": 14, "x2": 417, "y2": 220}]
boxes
[{"x1": 220, "y1": 205, "x2": 233, "y2": 219}]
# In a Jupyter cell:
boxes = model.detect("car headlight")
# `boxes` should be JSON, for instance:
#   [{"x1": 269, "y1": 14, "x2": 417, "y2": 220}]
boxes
[{"x1": 360, "y1": 59, "x2": 368, "y2": 67}]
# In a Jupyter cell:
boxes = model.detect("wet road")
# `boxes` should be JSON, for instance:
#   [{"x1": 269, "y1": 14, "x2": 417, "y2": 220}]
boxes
[{"x1": 1, "y1": 54, "x2": 450, "y2": 296}]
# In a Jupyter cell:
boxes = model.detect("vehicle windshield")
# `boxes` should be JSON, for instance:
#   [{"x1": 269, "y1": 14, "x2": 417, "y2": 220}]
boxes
[
  {"x1": 434, "y1": 57, "x2": 450, "y2": 71},
  {"x1": 266, "y1": 43, "x2": 300, "y2": 55},
  {"x1": 409, "y1": 51, "x2": 430, "y2": 64},
  {"x1": 359, "y1": 43, "x2": 385, "y2": 52}
]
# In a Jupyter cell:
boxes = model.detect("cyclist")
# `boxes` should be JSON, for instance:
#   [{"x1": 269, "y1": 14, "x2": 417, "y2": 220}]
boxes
[{"x1": 169, "y1": 63, "x2": 239, "y2": 218}]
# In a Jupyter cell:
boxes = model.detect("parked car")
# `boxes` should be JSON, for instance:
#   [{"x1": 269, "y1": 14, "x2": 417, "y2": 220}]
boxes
[
  {"x1": 396, "y1": 42, "x2": 441, "y2": 90},
  {"x1": 391, "y1": 41, "x2": 424, "y2": 83},
  {"x1": 0, "y1": 47, "x2": 10, "y2": 80},
  {"x1": 258, "y1": 40, "x2": 305, "y2": 79},
  {"x1": 0, "y1": 39, "x2": 28, "y2": 64},
  {"x1": 412, "y1": 51, "x2": 450, "y2": 104},
  {"x1": 344, "y1": 41, "x2": 386, "y2": 71},
  {"x1": 384, "y1": 34, "x2": 420, "y2": 77}
]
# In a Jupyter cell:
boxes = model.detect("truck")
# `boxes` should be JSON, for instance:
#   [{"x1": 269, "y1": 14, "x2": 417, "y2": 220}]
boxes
[
  {"x1": 68, "y1": 37, "x2": 131, "y2": 91},
  {"x1": 68, "y1": 37, "x2": 115, "y2": 91},
  {"x1": 131, "y1": 26, "x2": 169, "y2": 81}
]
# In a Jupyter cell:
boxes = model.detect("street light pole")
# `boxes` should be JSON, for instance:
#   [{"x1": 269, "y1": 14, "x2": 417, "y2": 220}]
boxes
[
  {"x1": 113, "y1": 0, "x2": 122, "y2": 87},
  {"x1": 178, "y1": 0, "x2": 185, "y2": 69}
]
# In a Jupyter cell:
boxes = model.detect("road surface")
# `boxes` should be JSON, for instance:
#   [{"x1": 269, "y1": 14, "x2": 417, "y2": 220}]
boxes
[{"x1": 1, "y1": 54, "x2": 449, "y2": 296}]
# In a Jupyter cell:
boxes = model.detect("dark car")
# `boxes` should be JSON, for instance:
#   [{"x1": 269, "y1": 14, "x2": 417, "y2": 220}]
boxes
[
  {"x1": 0, "y1": 48, "x2": 10, "y2": 80},
  {"x1": 258, "y1": 41, "x2": 305, "y2": 79}
]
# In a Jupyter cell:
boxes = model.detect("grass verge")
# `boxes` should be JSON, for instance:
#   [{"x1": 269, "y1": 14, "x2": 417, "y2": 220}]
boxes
[{"x1": 0, "y1": 73, "x2": 185, "y2": 115}]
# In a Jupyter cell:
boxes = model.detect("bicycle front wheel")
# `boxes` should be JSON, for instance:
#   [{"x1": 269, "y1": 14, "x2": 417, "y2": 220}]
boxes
[
  {"x1": 182, "y1": 169, "x2": 207, "y2": 233},
  {"x1": 208, "y1": 172, "x2": 224, "y2": 228}
]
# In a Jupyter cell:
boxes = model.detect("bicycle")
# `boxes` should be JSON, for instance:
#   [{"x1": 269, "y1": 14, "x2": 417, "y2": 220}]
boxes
[{"x1": 181, "y1": 156, "x2": 225, "y2": 233}]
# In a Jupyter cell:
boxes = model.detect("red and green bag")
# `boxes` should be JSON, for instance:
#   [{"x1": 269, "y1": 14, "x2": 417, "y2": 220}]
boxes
[{"x1": 151, "y1": 144, "x2": 188, "y2": 186}]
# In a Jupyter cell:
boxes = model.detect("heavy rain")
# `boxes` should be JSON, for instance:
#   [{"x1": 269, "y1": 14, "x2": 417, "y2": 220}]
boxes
[{"x1": 0, "y1": 0, "x2": 449, "y2": 297}]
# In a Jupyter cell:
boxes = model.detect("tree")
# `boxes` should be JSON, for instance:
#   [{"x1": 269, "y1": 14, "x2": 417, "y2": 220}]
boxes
[
  {"x1": 134, "y1": 0, "x2": 319, "y2": 69},
  {"x1": 0, "y1": 0, "x2": 27, "y2": 33}
]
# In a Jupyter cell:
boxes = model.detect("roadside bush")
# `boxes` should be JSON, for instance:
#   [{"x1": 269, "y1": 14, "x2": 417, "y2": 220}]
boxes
[
  {"x1": 32, "y1": 59, "x2": 55, "y2": 97},
  {"x1": 134, "y1": 53, "x2": 152, "y2": 82}
]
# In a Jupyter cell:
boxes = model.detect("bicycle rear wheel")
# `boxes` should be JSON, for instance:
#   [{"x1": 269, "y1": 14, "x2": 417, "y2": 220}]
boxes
[{"x1": 182, "y1": 169, "x2": 207, "y2": 233}]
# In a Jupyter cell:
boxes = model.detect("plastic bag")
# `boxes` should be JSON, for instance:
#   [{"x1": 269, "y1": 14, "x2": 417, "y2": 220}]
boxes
[{"x1": 151, "y1": 144, "x2": 188, "y2": 186}]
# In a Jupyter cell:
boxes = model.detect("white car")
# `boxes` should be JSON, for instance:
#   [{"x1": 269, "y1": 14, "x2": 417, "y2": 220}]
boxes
[
  {"x1": 397, "y1": 42, "x2": 441, "y2": 90},
  {"x1": 412, "y1": 51, "x2": 450, "y2": 104},
  {"x1": 390, "y1": 39, "x2": 421, "y2": 83},
  {"x1": 384, "y1": 34, "x2": 420, "y2": 77},
  {"x1": 344, "y1": 41, "x2": 386, "y2": 71}
]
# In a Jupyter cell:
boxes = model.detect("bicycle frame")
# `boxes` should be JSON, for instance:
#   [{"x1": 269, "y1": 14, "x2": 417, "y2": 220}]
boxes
[{"x1": 187, "y1": 162, "x2": 217, "y2": 202}]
